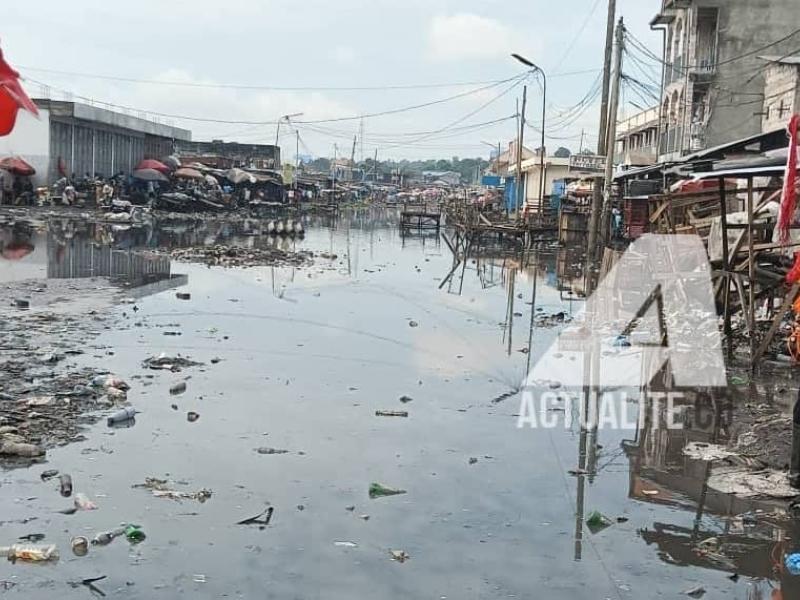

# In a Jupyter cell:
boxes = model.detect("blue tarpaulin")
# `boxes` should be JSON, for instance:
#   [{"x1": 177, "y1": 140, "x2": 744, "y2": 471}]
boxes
[
  {"x1": 505, "y1": 176, "x2": 517, "y2": 212},
  {"x1": 482, "y1": 175, "x2": 501, "y2": 187}
]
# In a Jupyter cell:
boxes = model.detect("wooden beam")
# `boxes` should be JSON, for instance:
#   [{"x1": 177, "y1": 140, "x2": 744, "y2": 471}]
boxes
[
  {"x1": 747, "y1": 178, "x2": 756, "y2": 369},
  {"x1": 753, "y1": 282, "x2": 800, "y2": 364}
]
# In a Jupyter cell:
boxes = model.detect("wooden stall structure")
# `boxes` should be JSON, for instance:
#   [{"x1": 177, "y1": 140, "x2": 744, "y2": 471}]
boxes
[{"x1": 400, "y1": 200, "x2": 441, "y2": 231}]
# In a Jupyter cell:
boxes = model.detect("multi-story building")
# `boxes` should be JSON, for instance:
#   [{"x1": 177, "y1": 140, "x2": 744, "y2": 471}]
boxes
[
  {"x1": 616, "y1": 106, "x2": 660, "y2": 166},
  {"x1": 760, "y1": 55, "x2": 800, "y2": 132},
  {"x1": 652, "y1": 0, "x2": 800, "y2": 161}
]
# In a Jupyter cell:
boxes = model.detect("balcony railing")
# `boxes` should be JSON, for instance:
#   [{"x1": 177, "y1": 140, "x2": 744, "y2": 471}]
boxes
[{"x1": 690, "y1": 56, "x2": 716, "y2": 77}]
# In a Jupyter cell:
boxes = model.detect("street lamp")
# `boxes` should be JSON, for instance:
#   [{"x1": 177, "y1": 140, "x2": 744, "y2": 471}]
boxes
[
  {"x1": 511, "y1": 53, "x2": 547, "y2": 218},
  {"x1": 275, "y1": 112, "x2": 304, "y2": 149}
]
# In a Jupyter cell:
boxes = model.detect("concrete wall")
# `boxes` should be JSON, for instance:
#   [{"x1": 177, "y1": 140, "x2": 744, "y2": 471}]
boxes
[
  {"x1": 70, "y1": 103, "x2": 190, "y2": 141},
  {"x1": 658, "y1": 0, "x2": 800, "y2": 158},
  {"x1": 522, "y1": 159, "x2": 571, "y2": 211},
  {"x1": 0, "y1": 109, "x2": 50, "y2": 187},
  {"x1": 762, "y1": 62, "x2": 800, "y2": 132},
  {"x1": 700, "y1": 0, "x2": 800, "y2": 146}
]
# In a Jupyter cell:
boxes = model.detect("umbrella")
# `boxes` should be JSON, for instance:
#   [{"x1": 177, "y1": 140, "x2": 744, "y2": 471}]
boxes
[
  {"x1": 226, "y1": 168, "x2": 256, "y2": 185},
  {"x1": 1, "y1": 241, "x2": 34, "y2": 260},
  {"x1": 173, "y1": 167, "x2": 205, "y2": 180},
  {"x1": 135, "y1": 159, "x2": 170, "y2": 174},
  {"x1": 132, "y1": 168, "x2": 169, "y2": 182},
  {"x1": 204, "y1": 174, "x2": 220, "y2": 186},
  {"x1": 0, "y1": 45, "x2": 38, "y2": 137},
  {"x1": 161, "y1": 155, "x2": 181, "y2": 170},
  {"x1": 0, "y1": 156, "x2": 35, "y2": 176}
]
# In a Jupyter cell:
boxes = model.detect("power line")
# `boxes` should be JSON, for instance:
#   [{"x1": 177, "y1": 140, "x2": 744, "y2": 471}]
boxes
[
  {"x1": 26, "y1": 75, "x2": 525, "y2": 126},
  {"x1": 550, "y1": 0, "x2": 604, "y2": 72},
  {"x1": 625, "y1": 27, "x2": 800, "y2": 73},
  {"x1": 21, "y1": 66, "x2": 521, "y2": 92}
]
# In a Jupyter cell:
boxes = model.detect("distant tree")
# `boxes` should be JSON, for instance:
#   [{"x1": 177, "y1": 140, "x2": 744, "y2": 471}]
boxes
[
  {"x1": 307, "y1": 157, "x2": 331, "y2": 172},
  {"x1": 554, "y1": 146, "x2": 572, "y2": 158}
]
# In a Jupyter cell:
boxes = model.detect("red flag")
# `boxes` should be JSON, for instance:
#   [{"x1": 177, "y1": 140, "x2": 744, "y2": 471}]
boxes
[
  {"x1": 778, "y1": 113, "x2": 800, "y2": 245},
  {"x1": 0, "y1": 45, "x2": 38, "y2": 136}
]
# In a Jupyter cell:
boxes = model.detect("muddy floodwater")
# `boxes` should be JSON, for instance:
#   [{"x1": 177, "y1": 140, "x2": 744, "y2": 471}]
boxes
[{"x1": 1, "y1": 207, "x2": 799, "y2": 598}]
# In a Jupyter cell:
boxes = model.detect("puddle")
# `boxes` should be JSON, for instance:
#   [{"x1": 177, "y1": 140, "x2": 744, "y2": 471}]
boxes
[{"x1": 0, "y1": 207, "x2": 798, "y2": 598}]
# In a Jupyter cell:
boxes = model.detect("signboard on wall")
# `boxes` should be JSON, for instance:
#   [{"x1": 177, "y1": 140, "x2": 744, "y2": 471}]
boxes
[{"x1": 569, "y1": 154, "x2": 606, "y2": 175}]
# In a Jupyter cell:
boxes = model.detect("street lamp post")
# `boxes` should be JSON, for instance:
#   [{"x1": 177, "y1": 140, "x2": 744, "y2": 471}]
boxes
[
  {"x1": 275, "y1": 112, "x2": 304, "y2": 164},
  {"x1": 512, "y1": 54, "x2": 547, "y2": 220}
]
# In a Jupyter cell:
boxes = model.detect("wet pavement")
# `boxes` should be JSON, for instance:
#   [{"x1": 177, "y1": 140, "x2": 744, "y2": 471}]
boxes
[{"x1": 1, "y1": 207, "x2": 799, "y2": 598}]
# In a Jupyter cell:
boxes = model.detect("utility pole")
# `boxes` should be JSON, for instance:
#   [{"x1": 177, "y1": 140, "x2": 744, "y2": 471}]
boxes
[
  {"x1": 374, "y1": 148, "x2": 378, "y2": 182},
  {"x1": 295, "y1": 130, "x2": 299, "y2": 191},
  {"x1": 332, "y1": 143, "x2": 337, "y2": 200},
  {"x1": 579, "y1": 129, "x2": 586, "y2": 154},
  {"x1": 350, "y1": 135, "x2": 357, "y2": 182},
  {"x1": 599, "y1": 18, "x2": 625, "y2": 249},
  {"x1": 586, "y1": 0, "x2": 617, "y2": 290},
  {"x1": 359, "y1": 117, "x2": 364, "y2": 164},
  {"x1": 516, "y1": 85, "x2": 527, "y2": 220}
]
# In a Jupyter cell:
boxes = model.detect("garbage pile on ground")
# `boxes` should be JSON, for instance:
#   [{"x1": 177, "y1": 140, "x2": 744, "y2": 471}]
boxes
[
  {"x1": 0, "y1": 279, "x2": 133, "y2": 467},
  {"x1": 166, "y1": 245, "x2": 315, "y2": 268}
]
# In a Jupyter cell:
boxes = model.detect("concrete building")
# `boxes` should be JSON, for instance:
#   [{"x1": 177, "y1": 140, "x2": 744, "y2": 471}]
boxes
[
  {"x1": 486, "y1": 140, "x2": 535, "y2": 177},
  {"x1": 760, "y1": 55, "x2": 800, "y2": 132},
  {"x1": 652, "y1": 0, "x2": 800, "y2": 161},
  {"x1": 511, "y1": 155, "x2": 571, "y2": 212},
  {"x1": 175, "y1": 139, "x2": 280, "y2": 170},
  {"x1": 616, "y1": 106, "x2": 660, "y2": 166},
  {"x1": 0, "y1": 99, "x2": 190, "y2": 186}
]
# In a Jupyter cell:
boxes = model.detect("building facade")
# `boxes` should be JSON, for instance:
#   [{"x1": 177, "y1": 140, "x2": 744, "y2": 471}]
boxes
[
  {"x1": 518, "y1": 155, "x2": 571, "y2": 212},
  {"x1": 761, "y1": 56, "x2": 800, "y2": 132},
  {"x1": 175, "y1": 139, "x2": 280, "y2": 170},
  {"x1": 652, "y1": 0, "x2": 800, "y2": 161},
  {"x1": 616, "y1": 107, "x2": 660, "y2": 166},
  {"x1": 0, "y1": 99, "x2": 191, "y2": 186}
]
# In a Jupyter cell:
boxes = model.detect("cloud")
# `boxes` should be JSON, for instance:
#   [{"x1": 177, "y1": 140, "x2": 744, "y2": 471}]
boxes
[
  {"x1": 428, "y1": 13, "x2": 520, "y2": 62},
  {"x1": 333, "y1": 46, "x2": 357, "y2": 65}
]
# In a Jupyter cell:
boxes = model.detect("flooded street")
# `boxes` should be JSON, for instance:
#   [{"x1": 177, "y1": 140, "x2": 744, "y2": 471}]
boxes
[{"x1": 0, "y1": 208, "x2": 799, "y2": 599}]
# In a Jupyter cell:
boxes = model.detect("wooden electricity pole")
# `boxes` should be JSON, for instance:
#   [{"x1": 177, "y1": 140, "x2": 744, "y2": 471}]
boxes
[
  {"x1": 515, "y1": 85, "x2": 527, "y2": 220},
  {"x1": 586, "y1": 0, "x2": 617, "y2": 291},
  {"x1": 598, "y1": 18, "x2": 625, "y2": 249}
]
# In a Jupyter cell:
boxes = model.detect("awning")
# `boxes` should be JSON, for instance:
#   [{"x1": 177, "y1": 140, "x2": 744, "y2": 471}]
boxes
[{"x1": 690, "y1": 165, "x2": 786, "y2": 180}]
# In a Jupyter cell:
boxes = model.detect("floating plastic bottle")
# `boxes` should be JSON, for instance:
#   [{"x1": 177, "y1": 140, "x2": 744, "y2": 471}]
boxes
[
  {"x1": 59, "y1": 474, "x2": 73, "y2": 498},
  {"x1": 91, "y1": 527, "x2": 125, "y2": 546},
  {"x1": 107, "y1": 407, "x2": 136, "y2": 426},
  {"x1": 0, "y1": 544, "x2": 59, "y2": 562}
]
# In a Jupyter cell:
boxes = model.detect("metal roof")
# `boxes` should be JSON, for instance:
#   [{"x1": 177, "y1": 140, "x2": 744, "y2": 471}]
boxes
[
  {"x1": 677, "y1": 127, "x2": 787, "y2": 164},
  {"x1": 690, "y1": 165, "x2": 786, "y2": 180}
]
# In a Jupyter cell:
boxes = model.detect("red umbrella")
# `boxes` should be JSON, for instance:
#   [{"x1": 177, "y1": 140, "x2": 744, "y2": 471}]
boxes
[
  {"x1": 0, "y1": 156, "x2": 35, "y2": 176},
  {"x1": 135, "y1": 159, "x2": 170, "y2": 174},
  {"x1": 0, "y1": 46, "x2": 38, "y2": 136},
  {"x1": 1, "y1": 241, "x2": 34, "y2": 260}
]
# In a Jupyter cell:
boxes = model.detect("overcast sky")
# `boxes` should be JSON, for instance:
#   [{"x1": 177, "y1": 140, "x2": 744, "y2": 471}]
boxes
[{"x1": 5, "y1": 0, "x2": 662, "y2": 161}]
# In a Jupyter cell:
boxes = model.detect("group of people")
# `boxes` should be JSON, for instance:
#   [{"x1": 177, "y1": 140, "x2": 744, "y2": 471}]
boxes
[{"x1": 0, "y1": 171, "x2": 34, "y2": 205}]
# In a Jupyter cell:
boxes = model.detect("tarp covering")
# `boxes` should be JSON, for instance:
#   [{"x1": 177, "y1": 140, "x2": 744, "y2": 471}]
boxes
[{"x1": 0, "y1": 156, "x2": 35, "y2": 175}]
